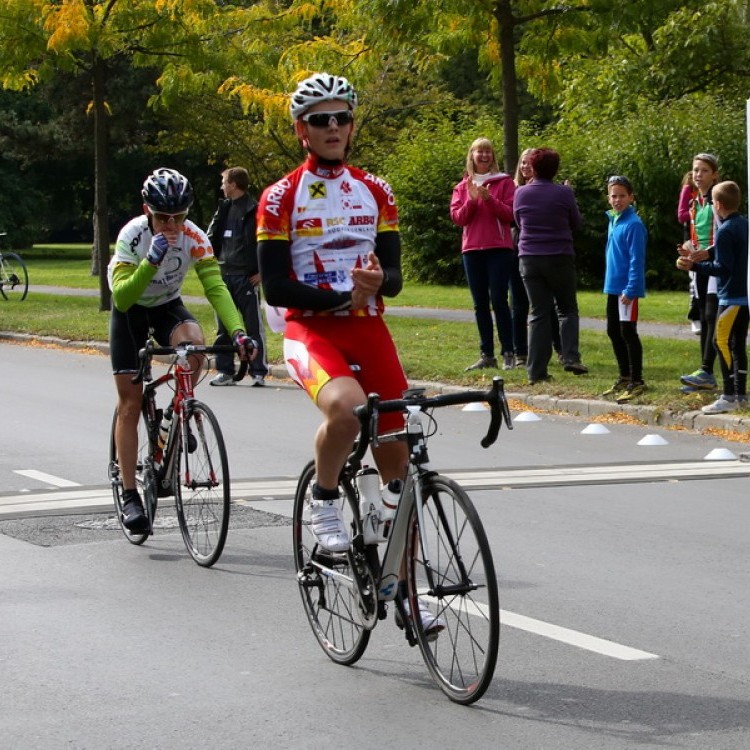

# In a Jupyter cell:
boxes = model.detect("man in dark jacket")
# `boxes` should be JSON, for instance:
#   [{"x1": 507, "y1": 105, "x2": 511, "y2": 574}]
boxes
[{"x1": 207, "y1": 166, "x2": 269, "y2": 386}]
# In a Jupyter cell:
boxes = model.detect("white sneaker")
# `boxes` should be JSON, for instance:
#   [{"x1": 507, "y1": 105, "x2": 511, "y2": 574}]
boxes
[
  {"x1": 702, "y1": 395, "x2": 740, "y2": 414},
  {"x1": 309, "y1": 498, "x2": 350, "y2": 552},
  {"x1": 210, "y1": 372, "x2": 235, "y2": 386},
  {"x1": 395, "y1": 597, "x2": 446, "y2": 640}
]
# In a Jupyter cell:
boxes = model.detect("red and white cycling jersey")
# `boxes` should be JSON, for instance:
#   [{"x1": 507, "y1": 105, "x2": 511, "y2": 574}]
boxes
[{"x1": 257, "y1": 156, "x2": 398, "y2": 319}]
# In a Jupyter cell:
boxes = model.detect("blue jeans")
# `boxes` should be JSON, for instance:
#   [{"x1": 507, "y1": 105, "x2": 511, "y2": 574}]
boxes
[{"x1": 462, "y1": 249, "x2": 514, "y2": 357}]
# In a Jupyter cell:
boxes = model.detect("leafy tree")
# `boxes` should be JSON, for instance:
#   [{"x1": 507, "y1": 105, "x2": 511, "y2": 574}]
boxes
[
  {"x1": 338, "y1": 0, "x2": 600, "y2": 174},
  {"x1": 0, "y1": 0, "x2": 265, "y2": 309},
  {"x1": 383, "y1": 107, "x2": 504, "y2": 284},
  {"x1": 543, "y1": 95, "x2": 747, "y2": 289}
]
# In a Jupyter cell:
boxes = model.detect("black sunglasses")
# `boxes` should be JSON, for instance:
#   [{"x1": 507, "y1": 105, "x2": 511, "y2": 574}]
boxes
[{"x1": 301, "y1": 110, "x2": 354, "y2": 128}]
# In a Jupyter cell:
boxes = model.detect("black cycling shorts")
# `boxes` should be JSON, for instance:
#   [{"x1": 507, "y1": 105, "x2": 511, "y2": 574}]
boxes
[{"x1": 110, "y1": 298, "x2": 197, "y2": 374}]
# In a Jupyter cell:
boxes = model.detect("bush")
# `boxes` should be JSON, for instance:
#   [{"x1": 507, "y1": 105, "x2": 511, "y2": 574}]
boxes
[
  {"x1": 545, "y1": 94, "x2": 748, "y2": 290},
  {"x1": 383, "y1": 108, "x2": 504, "y2": 285}
]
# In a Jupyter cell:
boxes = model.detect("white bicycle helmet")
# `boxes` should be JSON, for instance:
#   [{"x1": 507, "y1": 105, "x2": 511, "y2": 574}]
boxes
[{"x1": 290, "y1": 73, "x2": 358, "y2": 121}]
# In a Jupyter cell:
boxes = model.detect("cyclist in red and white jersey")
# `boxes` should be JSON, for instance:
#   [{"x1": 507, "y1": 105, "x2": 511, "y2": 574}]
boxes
[
  {"x1": 258, "y1": 72, "x2": 443, "y2": 637},
  {"x1": 258, "y1": 72, "x2": 408, "y2": 549}
]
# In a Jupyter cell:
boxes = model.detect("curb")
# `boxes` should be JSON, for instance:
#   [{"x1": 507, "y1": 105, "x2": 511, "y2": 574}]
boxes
[{"x1": 3, "y1": 330, "x2": 749, "y2": 437}]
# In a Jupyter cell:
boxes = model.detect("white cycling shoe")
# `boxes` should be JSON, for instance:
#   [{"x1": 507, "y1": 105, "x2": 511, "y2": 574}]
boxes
[
  {"x1": 395, "y1": 597, "x2": 446, "y2": 641},
  {"x1": 309, "y1": 498, "x2": 350, "y2": 552}
]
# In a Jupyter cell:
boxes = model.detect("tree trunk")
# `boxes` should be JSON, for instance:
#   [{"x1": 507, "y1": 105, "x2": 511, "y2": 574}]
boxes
[
  {"x1": 92, "y1": 53, "x2": 112, "y2": 312},
  {"x1": 495, "y1": 0, "x2": 519, "y2": 176}
]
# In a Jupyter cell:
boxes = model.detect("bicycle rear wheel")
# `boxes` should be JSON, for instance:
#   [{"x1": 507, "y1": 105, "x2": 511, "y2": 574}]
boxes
[
  {"x1": 406, "y1": 474, "x2": 499, "y2": 704},
  {"x1": 108, "y1": 407, "x2": 151, "y2": 546},
  {"x1": 0, "y1": 253, "x2": 29, "y2": 300},
  {"x1": 293, "y1": 460, "x2": 371, "y2": 665},
  {"x1": 174, "y1": 401, "x2": 230, "y2": 567}
]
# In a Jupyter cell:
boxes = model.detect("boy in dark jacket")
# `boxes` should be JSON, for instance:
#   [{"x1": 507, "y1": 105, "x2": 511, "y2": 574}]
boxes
[{"x1": 677, "y1": 180, "x2": 749, "y2": 413}]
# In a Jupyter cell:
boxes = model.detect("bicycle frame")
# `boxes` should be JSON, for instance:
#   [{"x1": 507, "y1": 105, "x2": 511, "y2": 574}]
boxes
[
  {"x1": 318, "y1": 377, "x2": 511, "y2": 613},
  {"x1": 141, "y1": 345, "x2": 217, "y2": 495}
]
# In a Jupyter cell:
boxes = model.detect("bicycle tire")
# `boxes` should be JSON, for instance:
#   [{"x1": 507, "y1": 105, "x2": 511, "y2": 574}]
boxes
[
  {"x1": 108, "y1": 407, "x2": 150, "y2": 546},
  {"x1": 406, "y1": 474, "x2": 499, "y2": 704},
  {"x1": 0, "y1": 252, "x2": 29, "y2": 300},
  {"x1": 174, "y1": 401, "x2": 230, "y2": 567},
  {"x1": 292, "y1": 460, "x2": 371, "y2": 665}
]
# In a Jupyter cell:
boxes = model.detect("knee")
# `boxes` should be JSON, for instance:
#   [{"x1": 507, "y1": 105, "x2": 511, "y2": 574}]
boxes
[
  {"x1": 323, "y1": 399, "x2": 361, "y2": 442},
  {"x1": 117, "y1": 394, "x2": 142, "y2": 422}
]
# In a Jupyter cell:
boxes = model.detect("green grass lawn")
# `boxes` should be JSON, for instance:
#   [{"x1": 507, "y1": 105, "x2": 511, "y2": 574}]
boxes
[
  {"x1": 22, "y1": 248, "x2": 689, "y2": 324},
  {"x1": 1, "y1": 244, "x2": 718, "y2": 414}
]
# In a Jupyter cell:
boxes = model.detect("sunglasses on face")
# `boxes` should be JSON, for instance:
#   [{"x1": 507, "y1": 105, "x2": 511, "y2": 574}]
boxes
[
  {"x1": 301, "y1": 110, "x2": 354, "y2": 128},
  {"x1": 607, "y1": 175, "x2": 632, "y2": 190},
  {"x1": 151, "y1": 211, "x2": 188, "y2": 224}
]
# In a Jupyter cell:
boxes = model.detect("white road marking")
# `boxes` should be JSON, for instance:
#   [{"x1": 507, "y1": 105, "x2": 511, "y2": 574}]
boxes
[
  {"x1": 500, "y1": 609, "x2": 659, "y2": 661},
  {"x1": 3, "y1": 460, "x2": 750, "y2": 519},
  {"x1": 13, "y1": 470, "x2": 81, "y2": 488},
  {"x1": 430, "y1": 596, "x2": 659, "y2": 661},
  {"x1": 2, "y1": 463, "x2": 694, "y2": 663}
]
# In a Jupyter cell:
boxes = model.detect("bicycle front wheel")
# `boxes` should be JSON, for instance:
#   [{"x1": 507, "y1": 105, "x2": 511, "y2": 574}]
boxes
[
  {"x1": 108, "y1": 407, "x2": 150, "y2": 546},
  {"x1": 293, "y1": 460, "x2": 371, "y2": 665},
  {"x1": 0, "y1": 253, "x2": 29, "y2": 300},
  {"x1": 174, "y1": 402, "x2": 230, "y2": 567},
  {"x1": 406, "y1": 474, "x2": 499, "y2": 704}
]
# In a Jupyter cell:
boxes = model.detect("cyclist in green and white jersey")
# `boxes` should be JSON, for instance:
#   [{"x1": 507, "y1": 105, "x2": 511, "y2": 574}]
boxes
[{"x1": 108, "y1": 167, "x2": 255, "y2": 533}]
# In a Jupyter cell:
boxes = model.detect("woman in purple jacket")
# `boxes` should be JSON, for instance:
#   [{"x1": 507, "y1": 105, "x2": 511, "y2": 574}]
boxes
[
  {"x1": 513, "y1": 147, "x2": 587, "y2": 384},
  {"x1": 450, "y1": 137, "x2": 516, "y2": 371}
]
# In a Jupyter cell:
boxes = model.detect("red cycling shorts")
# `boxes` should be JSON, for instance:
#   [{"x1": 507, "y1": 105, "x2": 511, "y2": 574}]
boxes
[{"x1": 283, "y1": 315, "x2": 408, "y2": 434}]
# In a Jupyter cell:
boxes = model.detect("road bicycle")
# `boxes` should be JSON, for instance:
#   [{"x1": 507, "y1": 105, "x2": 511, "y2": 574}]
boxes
[
  {"x1": 0, "y1": 233, "x2": 29, "y2": 301},
  {"x1": 293, "y1": 376, "x2": 512, "y2": 704},
  {"x1": 108, "y1": 340, "x2": 238, "y2": 567}
]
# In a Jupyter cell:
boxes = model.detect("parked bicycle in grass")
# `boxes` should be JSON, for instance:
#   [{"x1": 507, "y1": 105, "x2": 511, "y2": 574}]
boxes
[
  {"x1": 294, "y1": 376, "x2": 512, "y2": 704},
  {"x1": 0, "y1": 232, "x2": 29, "y2": 301}
]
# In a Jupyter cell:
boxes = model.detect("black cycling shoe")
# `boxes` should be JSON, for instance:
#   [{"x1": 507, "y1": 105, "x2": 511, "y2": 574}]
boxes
[
  {"x1": 121, "y1": 492, "x2": 149, "y2": 534},
  {"x1": 186, "y1": 428, "x2": 197, "y2": 454}
]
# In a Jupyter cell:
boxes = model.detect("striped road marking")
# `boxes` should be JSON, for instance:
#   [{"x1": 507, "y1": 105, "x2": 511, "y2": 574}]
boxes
[
  {"x1": 427, "y1": 599, "x2": 659, "y2": 661},
  {"x1": 2, "y1": 459, "x2": 750, "y2": 519},
  {"x1": 13, "y1": 470, "x2": 81, "y2": 488}
]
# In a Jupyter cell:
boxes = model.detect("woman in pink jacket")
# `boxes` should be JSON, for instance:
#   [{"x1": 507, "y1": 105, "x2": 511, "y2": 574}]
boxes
[{"x1": 450, "y1": 137, "x2": 516, "y2": 371}]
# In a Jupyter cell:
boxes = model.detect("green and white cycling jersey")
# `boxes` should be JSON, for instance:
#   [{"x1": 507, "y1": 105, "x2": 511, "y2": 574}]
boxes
[
  {"x1": 108, "y1": 215, "x2": 216, "y2": 308},
  {"x1": 108, "y1": 214, "x2": 243, "y2": 333}
]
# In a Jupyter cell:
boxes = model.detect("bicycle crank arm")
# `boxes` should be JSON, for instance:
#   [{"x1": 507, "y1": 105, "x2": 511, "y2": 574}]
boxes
[{"x1": 308, "y1": 558, "x2": 357, "y2": 592}]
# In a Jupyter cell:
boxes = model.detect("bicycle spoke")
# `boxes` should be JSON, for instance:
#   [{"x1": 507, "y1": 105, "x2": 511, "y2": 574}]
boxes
[
  {"x1": 293, "y1": 461, "x2": 371, "y2": 665},
  {"x1": 174, "y1": 403, "x2": 230, "y2": 567},
  {"x1": 109, "y1": 407, "x2": 150, "y2": 546},
  {"x1": 407, "y1": 474, "x2": 499, "y2": 704}
]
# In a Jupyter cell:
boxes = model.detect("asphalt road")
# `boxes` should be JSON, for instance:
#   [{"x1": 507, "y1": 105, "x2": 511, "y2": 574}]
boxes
[{"x1": 2, "y1": 341, "x2": 750, "y2": 749}]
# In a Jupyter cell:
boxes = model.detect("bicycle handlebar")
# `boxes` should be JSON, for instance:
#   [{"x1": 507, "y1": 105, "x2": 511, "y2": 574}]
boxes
[
  {"x1": 351, "y1": 376, "x2": 513, "y2": 462},
  {"x1": 131, "y1": 340, "x2": 245, "y2": 385}
]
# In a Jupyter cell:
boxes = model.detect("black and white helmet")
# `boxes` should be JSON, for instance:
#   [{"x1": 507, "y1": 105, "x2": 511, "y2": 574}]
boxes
[
  {"x1": 290, "y1": 73, "x2": 358, "y2": 121},
  {"x1": 141, "y1": 168, "x2": 194, "y2": 213}
]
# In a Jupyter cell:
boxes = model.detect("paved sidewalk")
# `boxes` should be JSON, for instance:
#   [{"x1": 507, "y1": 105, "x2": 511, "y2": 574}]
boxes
[
  {"x1": 30, "y1": 285, "x2": 695, "y2": 341},
  {"x1": 7, "y1": 286, "x2": 743, "y2": 435}
]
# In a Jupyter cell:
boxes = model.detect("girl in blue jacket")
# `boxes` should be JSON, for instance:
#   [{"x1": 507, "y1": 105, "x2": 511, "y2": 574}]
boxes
[{"x1": 602, "y1": 176, "x2": 647, "y2": 403}]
